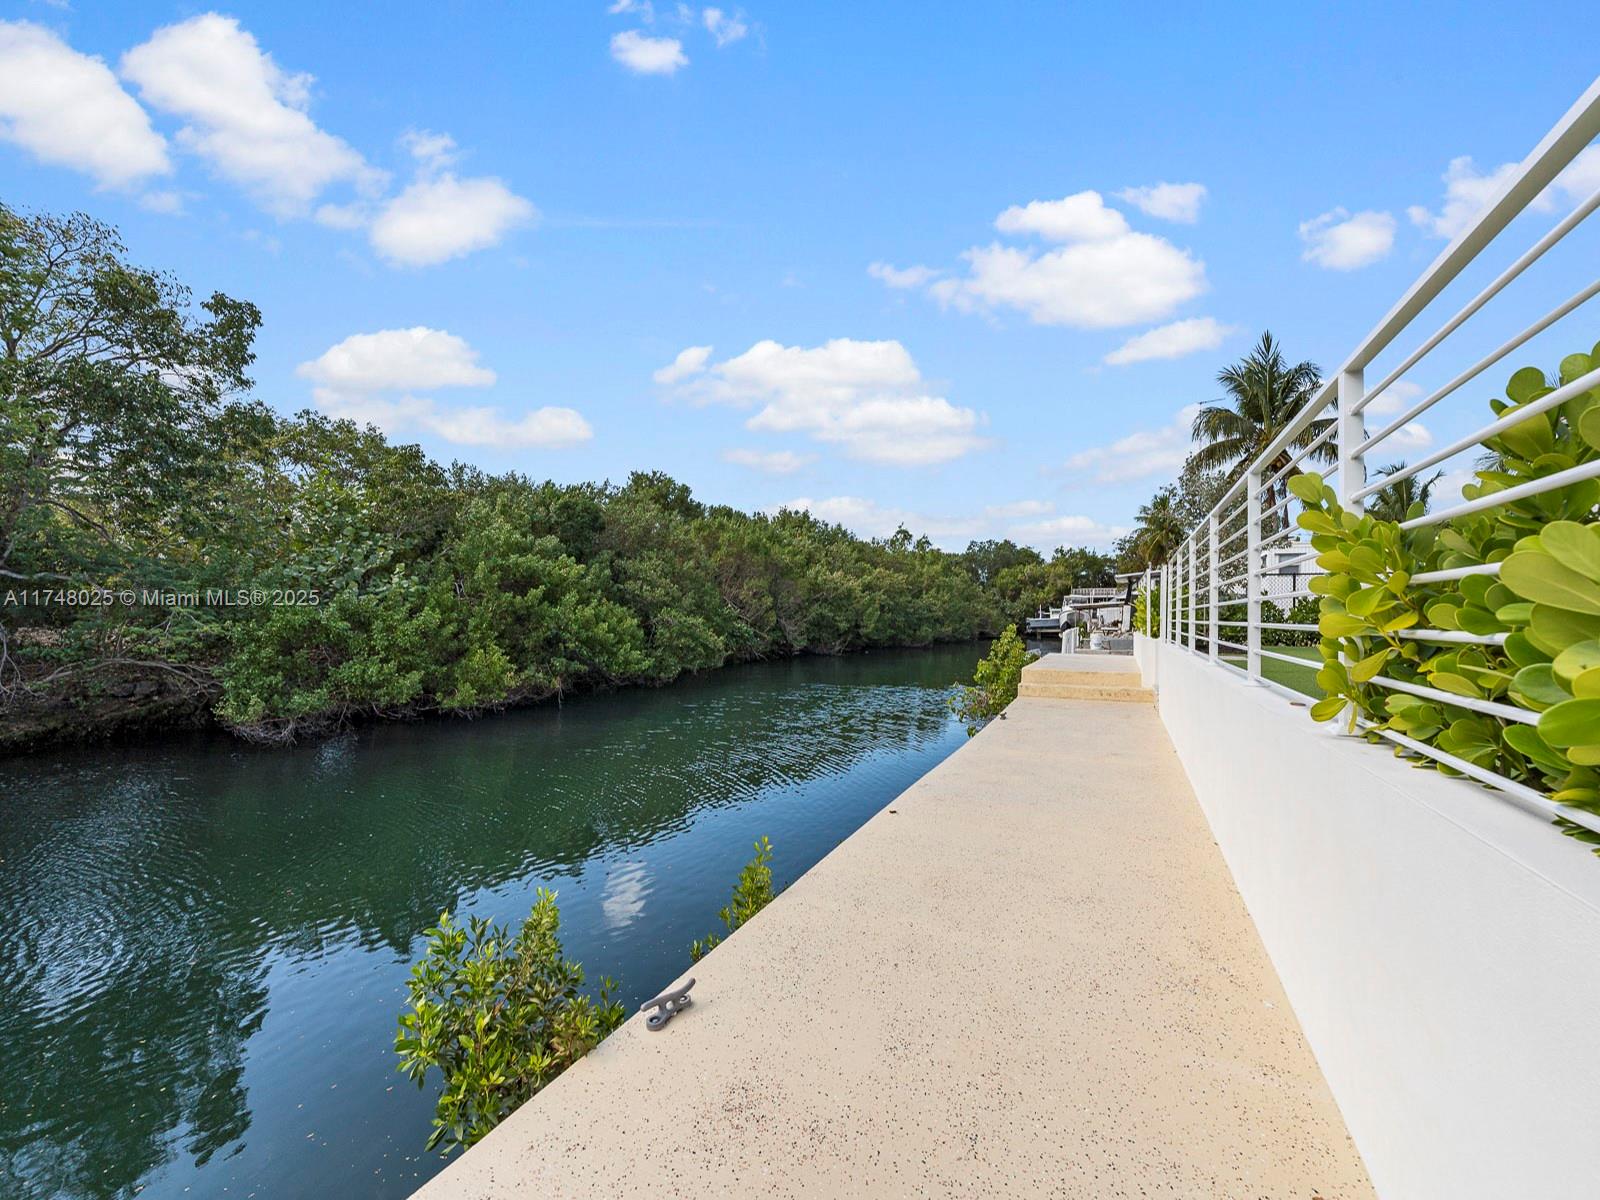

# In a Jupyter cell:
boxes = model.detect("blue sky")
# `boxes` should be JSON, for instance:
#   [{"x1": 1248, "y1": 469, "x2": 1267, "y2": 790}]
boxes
[{"x1": 3, "y1": 2, "x2": 1599, "y2": 550}]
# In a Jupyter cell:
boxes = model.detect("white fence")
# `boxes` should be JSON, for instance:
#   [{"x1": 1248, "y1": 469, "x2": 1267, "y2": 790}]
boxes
[{"x1": 1145, "y1": 74, "x2": 1600, "y2": 841}]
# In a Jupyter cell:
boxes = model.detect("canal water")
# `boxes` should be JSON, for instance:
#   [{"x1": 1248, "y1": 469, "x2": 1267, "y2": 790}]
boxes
[{"x1": 0, "y1": 644, "x2": 981, "y2": 1200}]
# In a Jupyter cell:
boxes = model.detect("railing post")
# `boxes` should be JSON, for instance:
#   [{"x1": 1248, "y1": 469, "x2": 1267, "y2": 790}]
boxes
[
  {"x1": 1207, "y1": 510, "x2": 1219, "y2": 663},
  {"x1": 1186, "y1": 538, "x2": 1196, "y2": 652},
  {"x1": 1337, "y1": 368, "x2": 1366, "y2": 508},
  {"x1": 1246, "y1": 464, "x2": 1262, "y2": 681}
]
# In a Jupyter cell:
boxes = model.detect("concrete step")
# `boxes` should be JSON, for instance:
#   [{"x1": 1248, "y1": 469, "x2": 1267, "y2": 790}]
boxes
[
  {"x1": 1016, "y1": 680, "x2": 1153, "y2": 704},
  {"x1": 1019, "y1": 669, "x2": 1146, "y2": 688}
]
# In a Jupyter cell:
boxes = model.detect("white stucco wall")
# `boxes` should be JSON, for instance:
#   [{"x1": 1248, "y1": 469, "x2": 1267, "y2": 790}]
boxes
[{"x1": 1138, "y1": 635, "x2": 1600, "y2": 1200}]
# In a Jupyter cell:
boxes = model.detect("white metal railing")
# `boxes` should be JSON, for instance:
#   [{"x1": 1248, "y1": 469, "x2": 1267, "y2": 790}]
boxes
[{"x1": 1142, "y1": 76, "x2": 1600, "y2": 840}]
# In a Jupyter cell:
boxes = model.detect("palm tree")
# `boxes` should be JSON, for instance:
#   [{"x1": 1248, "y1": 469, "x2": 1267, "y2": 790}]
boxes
[
  {"x1": 1190, "y1": 332, "x2": 1332, "y2": 535},
  {"x1": 1131, "y1": 488, "x2": 1185, "y2": 566},
  {"x1": 1366, "y1": 461, "x2": 1441, "y2": 523}
]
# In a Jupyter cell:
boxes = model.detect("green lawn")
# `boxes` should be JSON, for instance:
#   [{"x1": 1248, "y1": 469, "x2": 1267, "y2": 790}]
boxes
[{"x1": 1218, "y1": 645, "x2": 1321, "y2": 698}]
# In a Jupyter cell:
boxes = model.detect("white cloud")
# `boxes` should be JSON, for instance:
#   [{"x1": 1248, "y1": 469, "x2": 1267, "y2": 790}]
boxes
[
  {"x1": 982, "y1": 499, "x2": 1053, "y2": 519},
  {"x1": 772, "y1": 496, "x2": 1119, "y2": 550},
  {"x1": 942, "y1": 235, "x2": 1206, "y2": 329},
  {"x1": 1299, "y1": 207, "x2": 1396, "y2": 269},
  {"x1": 298, "y1": 327, "x2": 496, "y2": 392},
  {"x1": 1406, "y1": 147, "x2": 1600, "y2": 242},
  {"x1": 1105, "y1": 317, "x2": 1234, "y2": 366},
  {"x1": 868, "y1": 261, "x2": 940, "y2": 289},
  {"x1": 412, "y1": 404, "x2": 592, "y2": 448},
  {"x1": 1363, "y1": 380, "x2": 1423, "y2": 417},
  {"x1": 653, "y1": 345, "x2": 713, "y2": 384},
  {"x1": 1061, "y1": 404, "x2": 1200, "y2": 484},
  {"x1": 702, "y1": 7, "x2": 748, "y2": 45},
  {"x1": 139, "y1": 189, "x2": 184, "y2": 214},
  {"x1": 1115, "y1": 182, "x2": 1207, "y2": 224},
  {"x1": 1385, "y1": 422, "x2": 1432, "y2": 451},
  {"x1": 776, "y1": 496, "x2": 979, "y2": 542},
  {"x1": 663, "y1": 338, "x2": 989, "y2": 466},
  {"x1": 369, "y1": 174, "x2": 536, "y2": 266},
  {"x1": 722, "y1": 448, "x2": 813, "y2": 474},
  {"x1": 608, "y1": 0, "x2": 656, "y2": 16},
  {"x1": 1407, "y1": 156, "x2": 1529, "y2": 240},
  {"x1": 879, "y1": 190, "x2": 1207, "y2": 329},
  {"x1": 1556, "y1": 146, "x2": 1600, "y2": 202},
  {"x1": 121, "y1": 14, "x2": 382, "y2": 216},
  {"x1": 0, "y1": 20, "x2": 170, "y2": 190},
  {"x1": 994, "y1": 191, "x2": 1129, "y2": 241},
  {"x1": 399, "y1": 128, "x2": 458, "y2": 171},
  {"x1": 1010, "y1": 513, "x2": 1129, "y2": 548},
  {"x1": 299, "y1": 327, "x2": 589, "y2": 449},
  {"x1": 611, "y1": 30, "x2": 687, "y2": 74}
]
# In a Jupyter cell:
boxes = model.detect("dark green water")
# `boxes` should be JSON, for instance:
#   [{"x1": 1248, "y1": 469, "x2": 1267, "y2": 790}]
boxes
[{"x1": 0, "y1": 644, "x2": 979, "y2": 1200}]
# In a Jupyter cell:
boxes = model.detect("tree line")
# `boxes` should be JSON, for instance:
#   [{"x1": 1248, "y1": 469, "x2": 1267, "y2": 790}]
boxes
[{"x1": 0, "y1": 203, "x2": 1123, "y2": 748}]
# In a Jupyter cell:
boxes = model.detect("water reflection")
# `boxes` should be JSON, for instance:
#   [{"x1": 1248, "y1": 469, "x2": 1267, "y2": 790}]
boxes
[{"x1": 0, "y1": 644, "x2": 978, "y2": 1200}]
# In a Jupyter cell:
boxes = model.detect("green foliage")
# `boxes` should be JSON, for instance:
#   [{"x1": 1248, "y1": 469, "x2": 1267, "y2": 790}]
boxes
[
  {"x1": 1, "y1": 205, "x2": 1021, "y2": 744},
  {"x1": 951, "y1": 625, "x2": 1039, "y2": 735},
  {"x1": 690, "y1": 836, "x2": 775, "y2": 962},
  {"x1": 988, "y1": 547, "x2": 1116, "y2": 630},
  {"x1": 1293, "y1": 343, "x2": 1600, "y2": 850},
  {"x1": 395, "y1": 890, "x2": 625, "y2": 1155}
]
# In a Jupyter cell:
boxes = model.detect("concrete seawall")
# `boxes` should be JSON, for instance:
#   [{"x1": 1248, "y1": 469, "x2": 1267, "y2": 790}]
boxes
[{"x1": 415, "y1": 683, "x2": 1371, "y2": 1198}]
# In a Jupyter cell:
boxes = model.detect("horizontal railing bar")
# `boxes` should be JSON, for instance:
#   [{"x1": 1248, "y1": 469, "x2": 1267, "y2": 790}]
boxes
[
  {"x1": 1253, "y1": 549, "x2": 1320, "y2": 573},
  {"x1": 1356, "y1": 182, "x2": 1600, "y2": 415},
  {"x1": 1343, "y1": 76, "x2": 1600, "y2": 376},
  {"x1": 1394, "y1": 629, "x2": 1509, "y2": 645},
  {"x1": 1369, "y1": 674, "x2": 1536, "y2": 723},
  {"x1": 1217, "y1": 573, "x2": 1248, "y2": 590},
  {"x1": 1259, "y1": 492, "x2": 1299, "y2": 528},
  {"x1": 1217, "y1": 545, "x2": 1251, "y2": 571},
  {"x1": 1215, "y1": 637, "x2": 1249, "y2": 654},
  {"x1": 1354, "y1": 364, "x2": 1600, "y2": 499},
  {"x1": 1409, "y1": 562, "x2": 1501, "y2": 584},
  {"x1": 1400, "y1": 459, "x2": 1600, "y2": 529},
  {"x1": 1254, "y1": 390, "x2": 1338, "y2": 485},
  {"x1": 1356, "y1": 274, "x2": 1600, "y2": 455},
  {"x1": 1256, "y1": 675, "x2": 1318, "y2": 705},
  {"x1": 1262, "y1": 422, "x2": 1338, "y2": 490},
  {"x1": 1272, "y1": 588, "x2": 1321, "y2": 601},
  {"x1": 1259, "y1": 647, "x2": 1321, "y2": 669},
  {"x1": 1258, "y1": 622, "x2": 1320, "y2": 631},
  {"x1": 1170, "y1": 77, "x2": 1600, "y2": 557},
  {"x1": 1358, "y1": 719, "x2": 1600, "y2": 838}
]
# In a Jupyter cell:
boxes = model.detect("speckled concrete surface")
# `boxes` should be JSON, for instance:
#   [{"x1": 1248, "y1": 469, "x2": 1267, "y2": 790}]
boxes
[{"x1": 413, "y1": 694, "x2": 1374, "y2": 1200}]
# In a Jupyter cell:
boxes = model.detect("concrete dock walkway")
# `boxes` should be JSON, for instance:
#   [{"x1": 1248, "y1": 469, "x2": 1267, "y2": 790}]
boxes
[{"x1": 415, "y1": 684, "x2": 1373, "y2": 1198}]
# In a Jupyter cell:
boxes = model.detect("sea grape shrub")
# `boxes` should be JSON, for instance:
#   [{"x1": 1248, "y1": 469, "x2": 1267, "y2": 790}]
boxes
[
  {"x1": 396, "y1": 890, "x2": 624, "y2": 1154},
  {"x1": 1293, "y1": 344, "x2": 1600, "y2": 850},
  {"x1": 951, "y1": 625, "x2": 1039, "y2": 736},
  {"x1": 690, "y1": 836, "x2": 775, "y2": 963}
]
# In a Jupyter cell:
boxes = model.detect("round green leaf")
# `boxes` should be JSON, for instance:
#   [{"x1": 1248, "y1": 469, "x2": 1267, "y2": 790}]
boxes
[
  {"x1": 1538, "y1": 698, "x2": 1600, "y2": 749},
  {"x1": 1529, "y1": 605, "x2": 1600, "y2": 654},
  {"x1": 1538, "y1": 521, "x2": 1600, "y2": 583},
  {"x1": 1510, "y1": 663, "x2": 1570, "y2": 709},
  {"x1": 1506, "y1": 365, "x2": 1548, "y2": 403},
  {"x1": 1500, "y1": 551, "x2": 1600, "y2": 614},
  {"x1": 1504, "y1": 632, "x2": 1550, "y2": 667},
  {"x1": 1309, "y1": 696, "x2": 1347, "y2": 722},
  {"x1": 1319, "y1": 611, "x2": 1369, "y2": 638},
  {"x1": 1580, "y1": 405, "x2": 1600, "y2": 452},
  {"x1": 1287, "y1": 473, "x2": 1324, "y2": 503},
  {"x1": 1553, "y1": 640, "x2": 1600, "y2": 686},
  {"x1": 1574, "y1": 668, "x2": 1600, "y2": 700},
  {"x1": 1504, "y1": 724, "x2": 1570, "y2": 774}
]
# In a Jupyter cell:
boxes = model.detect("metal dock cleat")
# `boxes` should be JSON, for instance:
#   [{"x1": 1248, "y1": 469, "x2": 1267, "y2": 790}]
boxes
[{"x1": 640, "y1": 977, "x2": 695, "y2": 1031}]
